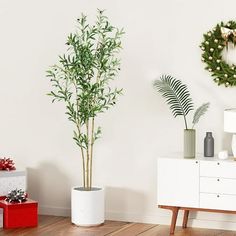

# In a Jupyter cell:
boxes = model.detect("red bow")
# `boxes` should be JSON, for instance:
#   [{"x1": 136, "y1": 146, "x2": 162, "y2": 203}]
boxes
[{"x1": 0, "y1": 158, "x2": 16, "y2": 171}]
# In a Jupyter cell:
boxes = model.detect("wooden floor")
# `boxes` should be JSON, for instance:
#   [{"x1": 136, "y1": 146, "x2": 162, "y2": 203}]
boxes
[{"x1": 1, "y1": 215, "x2": 236, "y2": 235}]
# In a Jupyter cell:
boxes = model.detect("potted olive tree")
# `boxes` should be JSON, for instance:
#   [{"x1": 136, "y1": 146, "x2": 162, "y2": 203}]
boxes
[{"x1": 47, "y1": 10, "x2": 124, "y2": 226}]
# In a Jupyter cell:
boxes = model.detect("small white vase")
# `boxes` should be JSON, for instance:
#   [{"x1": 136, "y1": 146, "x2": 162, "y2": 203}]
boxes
[{"x1": 71, "y1": 187, "x2": 104, "y2": 226}]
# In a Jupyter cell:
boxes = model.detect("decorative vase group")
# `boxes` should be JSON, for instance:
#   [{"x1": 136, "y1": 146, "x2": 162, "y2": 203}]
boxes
[{"x1": 184, "y1": 130, "x2": 215, "y2": 159}]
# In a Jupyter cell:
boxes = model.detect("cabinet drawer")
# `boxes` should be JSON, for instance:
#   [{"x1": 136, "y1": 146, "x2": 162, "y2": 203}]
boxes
[
  {"x1": 200, "y1": 193, "x2": 236, "y2": 211},
  {"x1": 200, "y1": 177, "x2": 236, "y2": 195},
  {"x1": 200, "y1": 161, "x2": 236, "y2": 178}
]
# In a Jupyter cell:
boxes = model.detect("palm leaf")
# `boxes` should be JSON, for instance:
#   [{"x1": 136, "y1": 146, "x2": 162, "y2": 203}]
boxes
[
  {"x1": 153, "y1": 75, "x2": 194, "y2": 129},
  {"x1": 192, "y1": 103, "x2": 210, "y2": 128}
]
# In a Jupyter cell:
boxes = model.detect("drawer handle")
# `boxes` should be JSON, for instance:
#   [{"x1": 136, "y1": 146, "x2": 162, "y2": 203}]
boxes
[
  {"x1": 217, "y1": 162, "x2": 220, "y2": 165},
  {"x1": 217, "y1": 178, "x2": 220, "y2": 181},
  {"x1": 217, "y1": 195, "x2": 220, "y2": 198},
  {"x1": 195, "y1": 161, "x2": 198, "y2": 164}
]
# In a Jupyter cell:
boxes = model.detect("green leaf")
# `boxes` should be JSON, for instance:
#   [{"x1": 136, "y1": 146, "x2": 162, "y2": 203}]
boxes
[
  {"x1": 153, "y1": 75, "x2": 194, "y2": 128},
  {"x1": 192, "y1": 103, "x2": 210, "y2": 128},
  {"x1": 46, "y1": 9, "x2": 124, "y2": 189}
]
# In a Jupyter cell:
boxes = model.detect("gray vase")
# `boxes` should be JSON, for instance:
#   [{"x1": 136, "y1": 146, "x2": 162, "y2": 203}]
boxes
[
  {"x1": 184, "y1": 129, "x2": 196, "y2": 158},
  {"x1": 204, "y1": 132, "x2": 214, "y2": 157}
]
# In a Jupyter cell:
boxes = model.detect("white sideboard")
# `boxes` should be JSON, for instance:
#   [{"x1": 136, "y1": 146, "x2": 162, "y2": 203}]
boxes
[{"x1": 157, "y1": 155, "x2": 236, "y2": 234}]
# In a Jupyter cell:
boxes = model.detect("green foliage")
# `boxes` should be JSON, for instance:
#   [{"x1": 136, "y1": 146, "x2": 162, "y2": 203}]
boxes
[
  {"x1": 153, "y1": 75, "x2": 209, "y2": 130},
  {"x1": 200, "y1": 20, "x2": 236, "y2": 87},
  {"x1": 153, "y1": 75, "x2": 194, "y2": 129},
  {"x1": 47, "y1": 10, "x2": 124, "y2": 189},
  {"x1": 192, "y1": 103, "x2": 210, "y2": 128}
]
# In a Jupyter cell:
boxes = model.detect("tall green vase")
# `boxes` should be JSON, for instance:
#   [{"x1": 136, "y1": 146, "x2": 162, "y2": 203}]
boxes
[{"x1": 184, "y1": 129, "x2": 196, "y2": 158}]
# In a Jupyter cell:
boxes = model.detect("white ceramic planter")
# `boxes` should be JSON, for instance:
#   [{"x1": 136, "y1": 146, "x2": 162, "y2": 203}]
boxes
[{"x1": 71, "y1": 187, "x2": 104, "y2": 226}]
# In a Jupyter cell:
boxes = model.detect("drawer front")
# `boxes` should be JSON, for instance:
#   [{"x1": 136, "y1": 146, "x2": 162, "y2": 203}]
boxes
[
  {"x1": 200, "y1": 161, "x2": 236, "y2": 178},
  {"x1": 200, "y1": 193, "x2": 236, "y2": 211},
  {"x1": 200, "y1": 177, "x2": 236, "y2": 195}
]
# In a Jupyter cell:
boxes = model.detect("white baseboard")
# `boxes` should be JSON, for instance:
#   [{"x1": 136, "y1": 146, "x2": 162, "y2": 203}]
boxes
[
  {"x1": 106, "y1": 211, "x2": 236, "y2": 231},
  {"x1": 39, "y1": 206, "x2": 236, "y2": 231},
  {"x1": 39, "y1": 205, "x2": 70, "y2": 217}
]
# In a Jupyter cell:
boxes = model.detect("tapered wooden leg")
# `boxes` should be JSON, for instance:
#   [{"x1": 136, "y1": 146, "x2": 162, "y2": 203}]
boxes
[
  {"x1": 170, "y1": 207, "x2": 179, "y2": 235},
  {"x1": 182, "y1": 210, "x2": 189, "y2": 228}
]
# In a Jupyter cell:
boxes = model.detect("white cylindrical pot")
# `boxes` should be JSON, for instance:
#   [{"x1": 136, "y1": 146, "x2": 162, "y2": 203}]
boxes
[{"x1": 71, "y1": 187, "x2": 104, "y2": 226}]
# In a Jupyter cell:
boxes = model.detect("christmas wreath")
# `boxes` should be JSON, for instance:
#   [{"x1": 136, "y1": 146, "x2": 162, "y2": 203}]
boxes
[{"x1": 200, "y1": 20, "x2": 236, "y2": 87}]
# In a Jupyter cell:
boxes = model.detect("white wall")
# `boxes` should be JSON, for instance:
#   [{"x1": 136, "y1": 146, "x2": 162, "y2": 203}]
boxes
[{"x1": 1, "y1": 0, "x2": 236, "y2": 230}]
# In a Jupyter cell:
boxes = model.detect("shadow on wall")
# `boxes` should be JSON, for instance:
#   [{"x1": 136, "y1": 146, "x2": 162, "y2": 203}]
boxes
[
  {"x1": 27, "y1": 162, "x2": 71, "y2": 214},
  {"x1": 105, "y1": 186, "x2": 148, "y2": 222}
]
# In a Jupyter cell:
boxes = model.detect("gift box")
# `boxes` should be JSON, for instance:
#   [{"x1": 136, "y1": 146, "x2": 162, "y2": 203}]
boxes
[
  {"x1": 0, "y1": 199, "x2": 37, "y2": 228},
  {"x1": 0, "y1": 170, "x2": 26, "y2": 197},
  {"x1": 0, "y1": 208, "x2": 3, "y2": 228}
]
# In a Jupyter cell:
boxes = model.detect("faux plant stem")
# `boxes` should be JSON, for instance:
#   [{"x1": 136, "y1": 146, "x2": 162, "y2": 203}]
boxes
[
  {"x1": 77, "y1": 122, "x2": 86, "y2": 188},
  {"x1": 88, "y1": 72, "x2": 101, "y2": 189},
  {"x1": 86, "y1": 120, "x2": 90, "y2": 190},
  {"x1": 74, "y1": 84, "x2": 86, "y2": 188},
  {"x1": 89, "y1": 117, "x2": 95, "y2": 189},
  {"x1": 184, "y1": 116, "x2": 188, "y2": 130}
]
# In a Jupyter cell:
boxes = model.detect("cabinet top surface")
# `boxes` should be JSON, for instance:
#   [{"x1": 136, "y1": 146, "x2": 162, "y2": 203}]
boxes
[{"x1": 158, "y1": 153, "x2": 235, "y2": 162}]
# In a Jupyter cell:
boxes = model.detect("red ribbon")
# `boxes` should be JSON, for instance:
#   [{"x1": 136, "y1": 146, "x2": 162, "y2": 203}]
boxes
[{"x1": 0, "y1": 158, "x2": 16, "y2": 171}]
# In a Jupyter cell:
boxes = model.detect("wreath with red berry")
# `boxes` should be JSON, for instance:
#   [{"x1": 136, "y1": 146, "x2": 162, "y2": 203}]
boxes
[{"x1": 200, "y1": 21, "x2": 236, "y2": 87}]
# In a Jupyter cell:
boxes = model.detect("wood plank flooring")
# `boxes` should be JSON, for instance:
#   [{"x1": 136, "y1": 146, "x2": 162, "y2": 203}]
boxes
[{"x1": 0, "y1": 215, "x2": 236, "y2": 235}]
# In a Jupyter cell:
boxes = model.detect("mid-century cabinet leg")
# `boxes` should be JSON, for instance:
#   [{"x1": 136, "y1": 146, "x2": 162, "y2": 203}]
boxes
[
  {"x1": 182, "y1": 210, "x2": 189, "y2": 228},
  {"x1": 170, "y1": 207, "x2": 179, "y2": 234}
]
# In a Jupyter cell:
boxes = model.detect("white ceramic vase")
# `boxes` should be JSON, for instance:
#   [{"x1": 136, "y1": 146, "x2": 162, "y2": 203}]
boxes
[{"x1": 71, "y1": 187, "x2": 104, "y2": 226}]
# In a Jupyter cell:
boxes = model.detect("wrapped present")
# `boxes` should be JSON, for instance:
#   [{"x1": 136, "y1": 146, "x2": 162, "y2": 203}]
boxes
[
  {"x1": 0, "y1": 170, "x2": 26, "y2": 197},
  {"x1": 0, "y1": 208, "x2": 2, "y2": 228},
  {"x1": 0, "y1": 199, "x2": 38, "y2": 228}
]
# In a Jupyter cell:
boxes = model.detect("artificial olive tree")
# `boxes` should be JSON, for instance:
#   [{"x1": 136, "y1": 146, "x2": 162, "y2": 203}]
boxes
[{"x1": 47, "y1": 10, "x2": 124, "y2": 190}]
